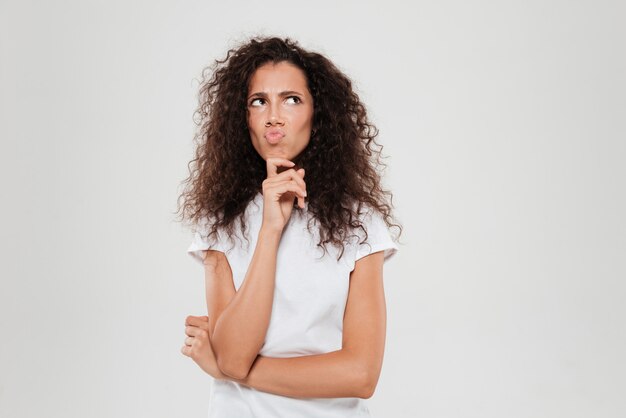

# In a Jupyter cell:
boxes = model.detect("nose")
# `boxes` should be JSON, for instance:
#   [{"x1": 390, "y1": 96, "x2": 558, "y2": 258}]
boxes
[{"x1": 266, "y1": 102, "x2": 284, "y2": 126}]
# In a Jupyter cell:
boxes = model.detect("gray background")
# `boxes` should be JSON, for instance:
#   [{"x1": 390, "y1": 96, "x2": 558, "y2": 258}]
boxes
[{"x1": 1, "y1": 0, "x2": 624, "y2": 417}]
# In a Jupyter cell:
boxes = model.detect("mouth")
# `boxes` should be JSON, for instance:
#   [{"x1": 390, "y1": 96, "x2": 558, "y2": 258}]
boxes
[{"x1": 264, "y1": 128, "x2": 285, "y2": 145}]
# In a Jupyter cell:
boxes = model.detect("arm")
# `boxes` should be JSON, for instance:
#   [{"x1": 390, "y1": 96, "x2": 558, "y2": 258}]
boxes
[
  {"x1": 204, "y1": 160, "x2": 307, "y2": 379},
  {"x1": 206, "y1": 226, "x2": 282, "y2": 379},
  {"x1": 226, "y1": 250, "x2": 388, "y2": 399}
]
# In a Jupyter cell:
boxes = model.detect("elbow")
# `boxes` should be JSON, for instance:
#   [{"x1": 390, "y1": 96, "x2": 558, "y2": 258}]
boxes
[
  {"x1": 216, "y1": 354, "x2": 253, "y2": 380},
  {"x1": 357, "y1": 368, "x2": 380, "y2": 399},
  {"x1": 358, "y1": 380, "x2": 376, "y2": 399},
  {"x1": 211, "y1": 332, "x2": 255, "y2": 380},
  {"x1": 359, "y1": 380, "x2": 377, "y2": 399},
  {"x1": 346, "y1": 350, "x2": 382, "y2": 399}
]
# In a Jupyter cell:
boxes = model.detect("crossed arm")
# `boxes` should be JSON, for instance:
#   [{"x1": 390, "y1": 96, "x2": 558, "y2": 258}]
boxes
[{"x1": 188, "y1": 228, "x2": 388, "y2": 399}]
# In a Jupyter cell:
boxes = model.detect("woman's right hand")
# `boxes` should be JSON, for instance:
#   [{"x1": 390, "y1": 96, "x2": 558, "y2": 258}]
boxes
[{"x1": 261, "y1": 157, "x2": 307, "y2": 232}]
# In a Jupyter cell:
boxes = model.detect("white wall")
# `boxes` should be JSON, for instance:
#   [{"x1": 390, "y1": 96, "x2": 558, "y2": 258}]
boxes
[{"x1": 1, "y1": 0, "x2": 624, "y2": 417}]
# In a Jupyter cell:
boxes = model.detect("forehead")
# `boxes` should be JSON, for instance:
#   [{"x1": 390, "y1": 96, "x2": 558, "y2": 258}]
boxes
[{"x1": 248, "y1": 61, "x2": 309, "y2": 92}]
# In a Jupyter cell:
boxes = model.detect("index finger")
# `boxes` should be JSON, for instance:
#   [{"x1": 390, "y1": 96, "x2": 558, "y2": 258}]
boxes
[
  {"x1": 266, "y1": 157, "x2": 295, "y2": 178},
  {"x1": 185, "y1": 315, "x2": 209, "y2": 326}
]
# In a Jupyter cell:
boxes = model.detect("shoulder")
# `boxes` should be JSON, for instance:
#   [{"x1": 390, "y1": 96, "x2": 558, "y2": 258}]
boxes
[{"x1": 349, "y1": 203, "x2": 399, "y2": 269}]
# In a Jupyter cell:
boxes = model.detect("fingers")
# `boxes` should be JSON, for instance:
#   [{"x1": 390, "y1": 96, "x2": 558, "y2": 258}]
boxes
[
  {"x1": 267, "y1": 178, "x2": 306, "y2": 196},
  {"x1": 268, "y1": 168, "x2": 306, "y2": 196},
  {"x1": 264, "y1": 169, "x2": 307, "y2": 196},
  {"x1": 263, "y1": 157, "x2": 307, "y2": 211},
  {"x1": 266, "y1": 157, "x2": 295, "y2": 178},
  {"x1": 288, "y1": 168, "x2": 307, "y2": 194},
  {"x1": 181, "y1": 335, "x2": 203, "y2": 357},
  {"x1": 185, "y1": 315, "x2": 210, "y2": 336},
  {"x1": 264, "y1": 181, "x2": 307, "y2": 206},
  {"x1": 185, "y1": 315, "x2": 208, "y2": 326},
  {"x1": 185, "y1": 325, "x2": 205, "y2": 337},
  {"x1": 182, "y1": 316, "x2": 210, "y2": 358},
  {"x1": 296, "y1": 168, "x2": 306, "y2": 208}
]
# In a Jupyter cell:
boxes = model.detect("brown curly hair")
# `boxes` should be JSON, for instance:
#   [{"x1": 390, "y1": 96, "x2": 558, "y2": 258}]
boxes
[{"x1": 176, "y1": 36, "x2": 402, "y2": 261}]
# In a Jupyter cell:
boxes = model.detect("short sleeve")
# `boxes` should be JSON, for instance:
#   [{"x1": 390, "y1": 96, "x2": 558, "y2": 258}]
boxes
[
  {"x1": 354, "y1": 209, "x2": 399, "y2": 265},
  {"x1": 186, "y1": 226, "x2": 228, "y2": 266}
]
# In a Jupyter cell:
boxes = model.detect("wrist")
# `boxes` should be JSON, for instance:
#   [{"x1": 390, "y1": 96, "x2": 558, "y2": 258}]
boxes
[{"x1": 258, "y1": 225, "x2": 283, "y2": 241}]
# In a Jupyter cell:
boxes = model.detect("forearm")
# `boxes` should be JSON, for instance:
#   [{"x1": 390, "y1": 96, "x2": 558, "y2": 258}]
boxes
[
  {"x1": 212, "y1": 227, "x2": 281, "y2": 377},
  {"x1": 227, "y1": 349, "x2": 369, "y2": 399}
]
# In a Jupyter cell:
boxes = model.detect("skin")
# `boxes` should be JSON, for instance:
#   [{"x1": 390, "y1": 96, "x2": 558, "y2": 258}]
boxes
[
  {"x1": 247, "y1": 61, "x2": 314, "y2": 221},
  {"x1": 181, "y1": 249, "x2": 387, "y2": 399},
  {"x1": 246, "y1": 61, "x2": 314, "y2": 165},
  {"x1": 181, "y1": 61, "x2": 388, "y2": 399}
]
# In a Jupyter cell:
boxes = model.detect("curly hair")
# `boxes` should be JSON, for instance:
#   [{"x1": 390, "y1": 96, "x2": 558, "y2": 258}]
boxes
[{"x1": 176, "y1": 36, "x2": 402, "y2": 261}]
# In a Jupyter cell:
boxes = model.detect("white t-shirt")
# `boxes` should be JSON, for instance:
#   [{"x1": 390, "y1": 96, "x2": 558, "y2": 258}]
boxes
[{"x1": 187, "y1": 191, "x2": 398, "y2": 418}]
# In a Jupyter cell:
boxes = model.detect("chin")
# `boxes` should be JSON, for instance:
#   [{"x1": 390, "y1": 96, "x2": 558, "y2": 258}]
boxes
[{"x1": 265, "y1": 151, "x2": 291, "y2": 160}]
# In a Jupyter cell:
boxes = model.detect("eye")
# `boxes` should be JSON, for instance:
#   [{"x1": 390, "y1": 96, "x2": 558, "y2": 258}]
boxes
[
  {"x1": 249, "y1": 98, "x2": 265, "y2": 107},
  {"x1": 285, "y1": 96, "x2": 301, "y2": 104}
]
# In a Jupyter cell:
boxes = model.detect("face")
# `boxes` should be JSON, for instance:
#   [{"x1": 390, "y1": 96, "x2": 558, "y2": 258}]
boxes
[{"x1": 246, "y1": 61, "x2": 314, "y2": 163}]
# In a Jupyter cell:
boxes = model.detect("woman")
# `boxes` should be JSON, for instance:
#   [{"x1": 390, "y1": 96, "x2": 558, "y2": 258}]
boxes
[{"x1": 178, "y1": 36, "x2": 402, "y2": 417}]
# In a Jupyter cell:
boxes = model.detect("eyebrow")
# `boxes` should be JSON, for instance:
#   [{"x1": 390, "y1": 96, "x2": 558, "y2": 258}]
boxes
[{"x1": 247, "y1": 90, "x2": 304, "y2": 100}]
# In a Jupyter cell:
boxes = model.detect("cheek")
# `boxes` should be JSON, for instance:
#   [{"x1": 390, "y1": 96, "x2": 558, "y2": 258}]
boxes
[
  {"x1": 294, "y1": 110, "x2": 313, "y2": 130},
  {"x1": 303, "y1": 105, "x2": 314, "y2": 127}
]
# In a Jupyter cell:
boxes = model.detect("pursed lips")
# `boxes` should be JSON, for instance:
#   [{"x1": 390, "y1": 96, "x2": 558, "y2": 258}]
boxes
[{"x1": 264, "y1": 128, "x2": 285, "y2": 144}]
